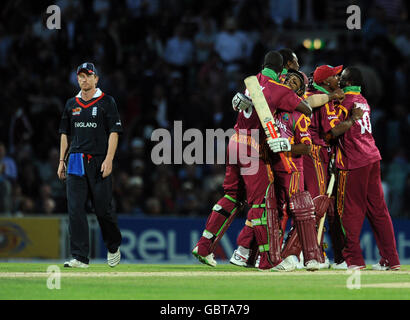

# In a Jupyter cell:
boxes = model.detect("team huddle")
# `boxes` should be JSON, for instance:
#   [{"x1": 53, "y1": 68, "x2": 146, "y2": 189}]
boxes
[{"x1": 192, "y1": 49, "x2": 401, "y2": 272}]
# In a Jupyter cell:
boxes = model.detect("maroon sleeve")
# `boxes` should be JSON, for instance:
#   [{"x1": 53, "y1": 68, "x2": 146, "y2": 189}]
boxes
[
  {"x1": 320, "y1": 101, "x2": 340, "y2": 133},
  {"x1": 263, "y1": 82, "x2": 301, "y2": 114},
  {"x1": 278, "y1": 87, "x2": 303, "y2": 112}
]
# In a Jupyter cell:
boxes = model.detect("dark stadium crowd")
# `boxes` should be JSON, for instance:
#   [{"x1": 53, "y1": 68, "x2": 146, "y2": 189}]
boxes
[{"x1": 0, "y1": 0, "x2": 409, "y2": 217}]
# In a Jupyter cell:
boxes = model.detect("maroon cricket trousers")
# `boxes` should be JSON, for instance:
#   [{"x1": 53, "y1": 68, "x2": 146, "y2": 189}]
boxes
[{"x1": 337, "y1": 160, "x2": 400, "y2": 268}]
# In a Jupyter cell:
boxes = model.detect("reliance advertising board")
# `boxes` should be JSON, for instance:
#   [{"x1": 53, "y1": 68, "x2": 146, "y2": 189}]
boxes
[{"x1": 98, "y1": 217, "x2": 410, "y2": 265}]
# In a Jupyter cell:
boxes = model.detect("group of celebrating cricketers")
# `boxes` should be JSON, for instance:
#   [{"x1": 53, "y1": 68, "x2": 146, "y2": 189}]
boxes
[{"x1": 192, "y1": 48, "x2": 401, "y2": 272}]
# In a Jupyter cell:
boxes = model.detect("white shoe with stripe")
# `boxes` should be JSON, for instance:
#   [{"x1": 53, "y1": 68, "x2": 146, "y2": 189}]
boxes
[
  {"x1": 331, "y1": 261, "x2": 348, "y2": 270},
  {"x1": 372, "y1": 262, "x2": 400, "y2": 271},
  {"x1": 270, "y1": 255, "x2": 296, "y2": 272},
  {"x1": 192, "y1": 246, "x2": 217, "y2": 267},
  {"x1": 305, "y1": 259, "x2": 320, "y2": 271},
  {"x1": 107, "y1": 247, "x2": 121, "y2": 267},
  {"x1": 230, "y1": 249, "x2": 248, "y2": 267},
  {"x1": 64, "y1": 259, "x2": 89, "y2": 268}
]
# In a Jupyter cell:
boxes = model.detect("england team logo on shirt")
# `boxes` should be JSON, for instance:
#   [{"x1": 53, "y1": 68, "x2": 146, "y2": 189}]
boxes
[
  {"x1": 72, "y1": 107, "x2": 81, "y2": 116},
  {"x1": 92, "y1": 107, "x2": 97, "y2": 117}
]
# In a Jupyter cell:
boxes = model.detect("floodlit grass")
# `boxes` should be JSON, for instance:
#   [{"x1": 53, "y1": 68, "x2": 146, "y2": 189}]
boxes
[{"x1": 0, "y1": 263, "x2": 409, "y2": 300}]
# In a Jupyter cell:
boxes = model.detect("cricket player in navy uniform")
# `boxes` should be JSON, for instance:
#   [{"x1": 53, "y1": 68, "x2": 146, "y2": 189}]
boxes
[{"x1": 58, "y1": 63, "x2": 123, "y2": 268}]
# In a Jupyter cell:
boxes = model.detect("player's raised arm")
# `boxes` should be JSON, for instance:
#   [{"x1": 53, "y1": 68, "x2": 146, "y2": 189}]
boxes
[
  {"x1": 304, "y1": 88, "x2": 345, "y2": 108},
  {"x1": 330, "y1": 104, "x2": 364, "y2": 137},
  {"x1": 294, "y1": 100, "x2": 312, "y2": 117},
  {"x1": 296, "y1": 89, "x2": 345, "y2": 117}
]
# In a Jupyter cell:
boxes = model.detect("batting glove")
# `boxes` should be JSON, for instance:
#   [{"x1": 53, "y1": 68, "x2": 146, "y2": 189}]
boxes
[
  {"x1": 232, "y1": 92, "x2": 253, "y2": 111},
  {"x1": 267, "y1": 138, "x2": 291, "y2": 153}
]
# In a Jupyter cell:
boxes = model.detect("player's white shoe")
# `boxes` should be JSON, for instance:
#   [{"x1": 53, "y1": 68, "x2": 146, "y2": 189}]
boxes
[
  {"x1": 285, "y1": 254, "x2": 303, "y2": 269},
  {"x1": 64, "y1": 259, "x2": 89, "y2": 268},
  {"x1": 271, "y1": 255, "x2": 296, "y2": 272},
  {"x1": 331, "y1": 261, "x2": 348, "y2": 270},
  {"x1": 305, "y1": 259, "x2": 320, "y2": 271},
  {"x1": 192, "y1": 246, "x2": 217, "y2": 267},
  {"x1": 371, "y1": 263, "x2": 388, "y2": 271},
  {"x1": 230, "y1": 250, "x2": 248, "y2": 267},
  {"x1": 319, "y1": 255, "x2": 330, "y2": 269},
  {"x1": 107, "y1": 247, "x2": 121, "y2": 267},
  {"x1": 371, "y1": 263, "x2": 400, "y2": 271}
]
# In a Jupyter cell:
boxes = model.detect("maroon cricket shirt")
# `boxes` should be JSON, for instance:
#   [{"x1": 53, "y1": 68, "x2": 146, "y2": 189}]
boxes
[
  {"x1": 234, "y1": 71, "x2": 303, "y2": 138},
  {"x1": 271, "y1": 110, "x2": 312, "y2": 173},
  {"x1": 335, "y1": 88, "x2": 381, "y2": 170}
]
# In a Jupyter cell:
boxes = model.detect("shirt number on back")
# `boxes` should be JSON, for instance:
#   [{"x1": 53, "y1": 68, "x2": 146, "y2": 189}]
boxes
[{"x1": 357, "y1": 111, "x2": 372, "y2": 134}]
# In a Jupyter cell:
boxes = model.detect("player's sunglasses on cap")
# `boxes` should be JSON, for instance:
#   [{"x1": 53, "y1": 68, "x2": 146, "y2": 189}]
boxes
[
  {"x1": 77, "y1": 62, "x2": 98, "y2": 76},
  {"x1": 313, "y1": 65, "x2": 343, "y2": 83}
]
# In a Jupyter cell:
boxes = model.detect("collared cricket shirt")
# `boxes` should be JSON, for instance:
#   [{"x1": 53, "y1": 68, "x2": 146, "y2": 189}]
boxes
[
  {"x1": 59, "y1": 88, "x2": 123, "y2": 155},
  {"x1": 335, "y1": 88, "x2": 381, "y2": 170}
]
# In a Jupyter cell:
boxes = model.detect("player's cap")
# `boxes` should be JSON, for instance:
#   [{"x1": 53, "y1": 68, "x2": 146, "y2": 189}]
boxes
[
  {"x1": 313, "y1": 65, "x2": 343, "y2": 84},
  {"x1": 77, "y1": 62, "x2": 98, "y2": 76}
]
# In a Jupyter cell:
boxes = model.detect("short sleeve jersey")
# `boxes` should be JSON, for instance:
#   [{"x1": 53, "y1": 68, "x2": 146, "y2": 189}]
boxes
[
  {"x1": 59, "y1": 89, "x2": 123, "y2": 155},
  {"x1": 335, "y1": 91, "x2": 381, "y2": 170},
  {"x1": 271, "y1": 110, "x2": 311, "y2": 172},
  {"x1": 303, "y1": 89, "x2": 340, "y2": 147},
  {"x1": 234, "y1": 72, "x2": 303, "y2": 136}
]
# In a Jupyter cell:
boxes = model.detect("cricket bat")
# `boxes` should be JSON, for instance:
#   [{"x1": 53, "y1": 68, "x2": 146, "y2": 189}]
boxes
[
  {"x1": 316, "y1": 172, "x2": 336, "y2": 245},
  {"x1": 244, "y1": 76, "x2": 291, "y2": 174}
]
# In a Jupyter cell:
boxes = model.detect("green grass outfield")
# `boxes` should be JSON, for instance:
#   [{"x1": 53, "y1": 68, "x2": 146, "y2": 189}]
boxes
[{"x1": 0, "y1": 263, "x2": 409, "y2": 300}]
